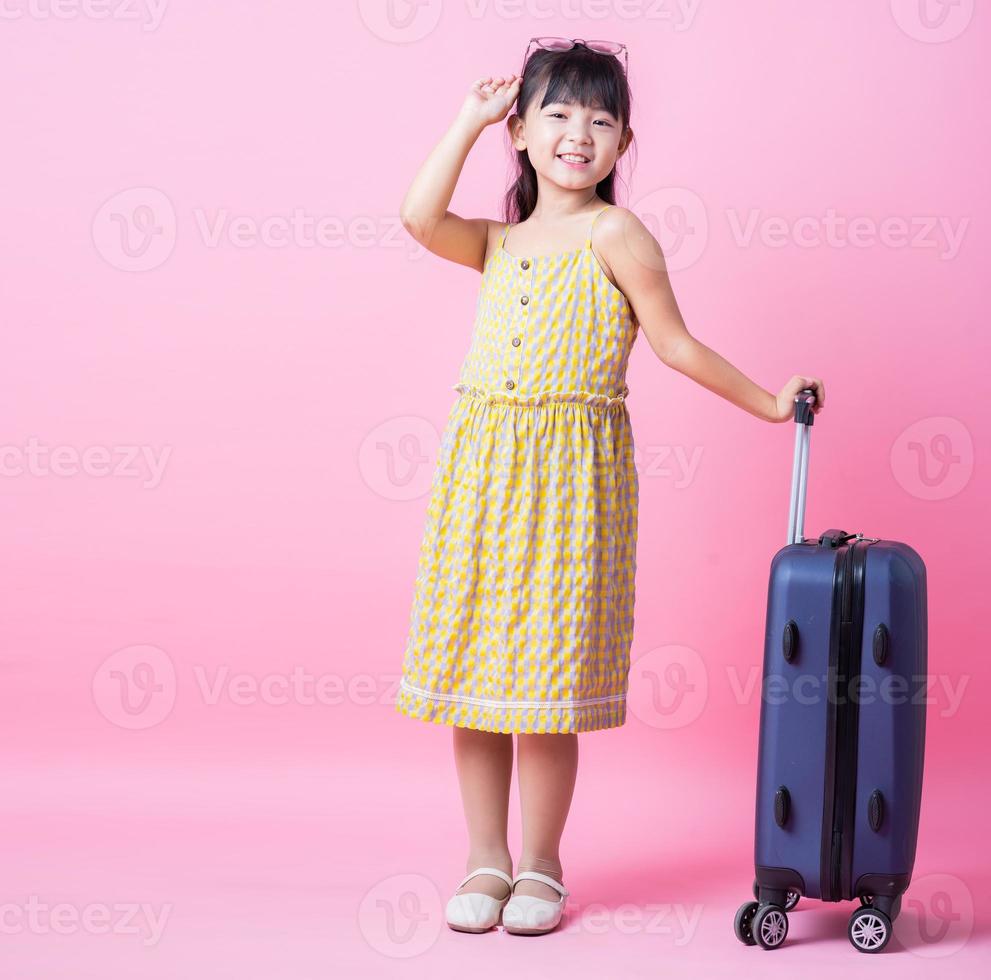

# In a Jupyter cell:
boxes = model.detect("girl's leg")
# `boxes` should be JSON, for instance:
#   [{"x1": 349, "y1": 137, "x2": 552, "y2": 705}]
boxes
[
  {"x1": 452, "y1": 725, "x2": 514, "y2": 898},
  {"x1": 515, "y1": 732, "x2": 578, "y2": 900}
]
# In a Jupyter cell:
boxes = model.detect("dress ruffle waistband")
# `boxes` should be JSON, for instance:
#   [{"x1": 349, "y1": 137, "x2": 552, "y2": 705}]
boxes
[{"x1": 452, "y1": 382, "x2": 629, "y2": 410}]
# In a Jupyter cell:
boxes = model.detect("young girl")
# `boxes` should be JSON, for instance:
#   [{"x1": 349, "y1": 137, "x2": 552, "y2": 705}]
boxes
[{"x1": 395, "y1": 38, "x2": 825, "y2": 936}]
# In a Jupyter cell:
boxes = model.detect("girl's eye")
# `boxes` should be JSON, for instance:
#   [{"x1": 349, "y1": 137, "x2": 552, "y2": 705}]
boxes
[{"x1": 547, "y1": 112, "x2": 612, "y2": 126}]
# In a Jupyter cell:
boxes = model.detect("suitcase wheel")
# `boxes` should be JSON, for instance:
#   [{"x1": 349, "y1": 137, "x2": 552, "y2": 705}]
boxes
[
  {"x1": 848, "y1": 906, "x2": 892, "y2": 953},
  {"x1": 752, "y1": 904, "x2": 789, "y2": 949},
  {"x1": 733, "y1": 901, "x2": 759, "y2": 945}
]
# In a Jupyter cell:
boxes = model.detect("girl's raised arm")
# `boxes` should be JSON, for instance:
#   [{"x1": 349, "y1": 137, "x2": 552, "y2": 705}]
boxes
[
  {"x1": 400, "y1": 75, "x2": 521, "y2": 273},
  {"x1": 601, "y1": 206, "x2": 825, "y2": 424}
]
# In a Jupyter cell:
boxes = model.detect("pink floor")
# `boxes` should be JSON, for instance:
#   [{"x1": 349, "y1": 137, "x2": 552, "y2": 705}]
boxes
[{"x1": 2, "y1": 749, "x2": 986, "y2": 978}]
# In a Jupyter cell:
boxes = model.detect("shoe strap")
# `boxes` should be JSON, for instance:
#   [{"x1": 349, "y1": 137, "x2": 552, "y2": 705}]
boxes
[
  {"x1": 457, "y1": 867, "x2": 514, "y2": 892},
  {"x1": 512, "y1": 870, "x2": 570, "y2": 897}
]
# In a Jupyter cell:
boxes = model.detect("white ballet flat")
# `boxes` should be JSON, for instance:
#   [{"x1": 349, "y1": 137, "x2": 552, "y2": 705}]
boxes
[
  {"x1": 502, "y1": 870, "x2": 570, "y2": 935},
  {"x1": 445, "y1": 867, "x2": 514, "y2": 933}
]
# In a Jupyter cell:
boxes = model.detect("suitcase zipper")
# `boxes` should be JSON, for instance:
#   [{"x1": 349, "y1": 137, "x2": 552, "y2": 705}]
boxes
[
  {"x1": 829, "y1": 545, "x2": 856, "y2": 900},
  {"x1": 829, "y1": 543, "x2": 855, "y2": 900},
  {"x1": 826, "y1": 539, "x2": 871, "y2": 900}
]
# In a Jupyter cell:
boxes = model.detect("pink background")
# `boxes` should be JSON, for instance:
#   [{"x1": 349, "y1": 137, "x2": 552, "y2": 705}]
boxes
[{"x1": 1, "y1": 1, "x2": 987, "y2": 976}]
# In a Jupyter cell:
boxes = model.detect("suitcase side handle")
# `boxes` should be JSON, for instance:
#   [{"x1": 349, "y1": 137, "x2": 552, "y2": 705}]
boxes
[{"x1": 786, "y1": 387, "x2": 818, "y2": 545}]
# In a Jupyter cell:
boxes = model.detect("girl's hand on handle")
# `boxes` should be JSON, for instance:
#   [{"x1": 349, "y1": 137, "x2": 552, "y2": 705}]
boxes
[
  {"x1": 459, "y1": 75, "x2": 521, "y2": 130},
  {"x1": 772, "y1": 375, "x2": 826, "y2": 423}
]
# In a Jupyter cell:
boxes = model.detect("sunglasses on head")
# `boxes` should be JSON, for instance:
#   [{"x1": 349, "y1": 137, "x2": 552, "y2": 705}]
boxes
[{"x1": 522, "y1": 37, "x2": 629, "y2": 76}]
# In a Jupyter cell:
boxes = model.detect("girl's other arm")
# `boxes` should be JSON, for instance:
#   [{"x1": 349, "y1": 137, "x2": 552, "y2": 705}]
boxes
[
  {"x1": 400, "y1": 75, "x2": 521, "y2": 273},
  {"x1": 602, "y1": 208, "x2": 824, "y2": 424}
]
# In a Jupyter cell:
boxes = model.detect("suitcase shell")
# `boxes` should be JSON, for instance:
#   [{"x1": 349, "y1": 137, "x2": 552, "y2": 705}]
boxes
[{"x1": 754, "y1": 535, "x2": 928, "y2": 905}]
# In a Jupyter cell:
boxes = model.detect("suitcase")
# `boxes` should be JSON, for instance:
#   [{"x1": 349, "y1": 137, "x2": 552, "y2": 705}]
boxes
[{"x1": 734, "y1": 388, "x2": 928, "y2": 953}]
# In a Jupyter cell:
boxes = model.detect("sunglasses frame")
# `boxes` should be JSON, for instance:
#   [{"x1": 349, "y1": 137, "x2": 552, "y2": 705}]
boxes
[{"x1": 521, "y1": 36, "x2": 629, "y2": 76}]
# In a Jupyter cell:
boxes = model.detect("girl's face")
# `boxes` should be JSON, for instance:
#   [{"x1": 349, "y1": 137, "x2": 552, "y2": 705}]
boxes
[{"x1": 511, "y1": 86, "x2": 630, "y2": 191}]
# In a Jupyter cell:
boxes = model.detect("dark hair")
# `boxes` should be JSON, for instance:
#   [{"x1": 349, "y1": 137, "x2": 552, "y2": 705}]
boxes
[{"x1": 502, "y1": 44, "x2": 636, "y2": 224}]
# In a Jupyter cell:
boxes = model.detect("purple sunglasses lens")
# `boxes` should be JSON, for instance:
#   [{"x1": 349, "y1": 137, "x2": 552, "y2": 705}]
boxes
[{"x1": 586, "y1": 41, "x2": 624, "y2": 55}]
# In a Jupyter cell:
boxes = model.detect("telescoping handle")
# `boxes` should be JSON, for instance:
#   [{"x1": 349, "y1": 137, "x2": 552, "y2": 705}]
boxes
[{"x1": 786, "y1": 388, "x2": 818, "y2": 545}]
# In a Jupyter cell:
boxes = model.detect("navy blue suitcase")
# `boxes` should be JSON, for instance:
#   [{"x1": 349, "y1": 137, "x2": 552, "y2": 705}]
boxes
[{"x1": 735, "y1": 389, "x2": 928, "y2": 953}]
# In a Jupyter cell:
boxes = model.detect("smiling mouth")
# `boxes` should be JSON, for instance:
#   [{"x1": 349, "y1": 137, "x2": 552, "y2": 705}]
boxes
[{"x1": 557, "y1": 153, "x2": 591, "y2": 164}]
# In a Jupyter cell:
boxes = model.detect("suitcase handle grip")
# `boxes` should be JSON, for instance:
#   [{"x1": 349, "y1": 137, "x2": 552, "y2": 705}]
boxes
[
  {"x1": 787, "y1": 388, "x2": 819, "y2": 545},
  {"x1": 793, "y1": 387, "x2": 817, "y2": 425}
]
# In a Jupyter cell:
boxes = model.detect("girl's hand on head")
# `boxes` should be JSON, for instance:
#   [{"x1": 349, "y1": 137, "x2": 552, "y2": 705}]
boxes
[
  {"x1": 772, "y1": 375, "x2": 826, "y2": 423},
  {"x1": 459, "y1": 75, "x2": 522, "y2": 129}
]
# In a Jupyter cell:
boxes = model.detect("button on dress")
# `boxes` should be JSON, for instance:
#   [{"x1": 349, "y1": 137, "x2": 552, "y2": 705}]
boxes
[{"x1": 395, "y1": 204, "x2": 640, "y2": 734}]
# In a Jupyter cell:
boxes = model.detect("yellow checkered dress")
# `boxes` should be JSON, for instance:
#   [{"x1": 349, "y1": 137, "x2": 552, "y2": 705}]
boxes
[{"x1": 396, "y1": 204, "x2": 640, "y2": 733}]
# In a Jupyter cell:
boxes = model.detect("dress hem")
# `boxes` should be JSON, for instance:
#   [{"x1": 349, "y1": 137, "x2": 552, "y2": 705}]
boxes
[{"x1": 395, "y1": 680, "x2": 627, "y2": 734}]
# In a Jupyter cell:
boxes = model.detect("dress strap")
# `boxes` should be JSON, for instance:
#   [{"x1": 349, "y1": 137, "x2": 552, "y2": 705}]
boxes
[
  {"x1": 501, "y1": 222, "x2": 512, "y2": 247},
  {"x1": 585, "y1": 204, "x2": 614, "y2": 247}
]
